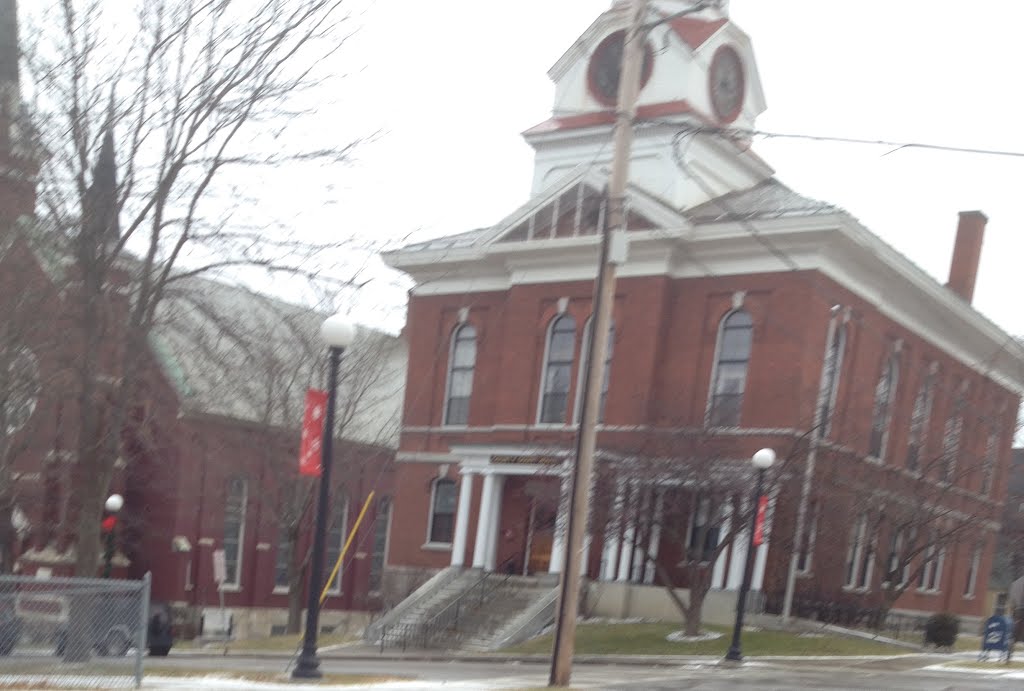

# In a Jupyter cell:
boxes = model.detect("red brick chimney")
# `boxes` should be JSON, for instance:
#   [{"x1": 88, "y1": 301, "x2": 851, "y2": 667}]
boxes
[{"x1": 946, "y1": 210, "x2": 987, "y2": 304}]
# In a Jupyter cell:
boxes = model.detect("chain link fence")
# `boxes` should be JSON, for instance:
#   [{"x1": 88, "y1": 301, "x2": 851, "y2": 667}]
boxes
[{"x1": 0, "y1": 573, "x2": 151, "y2": 689}]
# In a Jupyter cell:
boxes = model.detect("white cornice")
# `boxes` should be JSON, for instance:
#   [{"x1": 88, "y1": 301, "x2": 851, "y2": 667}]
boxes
[{"x1": 391, "y1": 211, "x2": 1024, "y2": 395}]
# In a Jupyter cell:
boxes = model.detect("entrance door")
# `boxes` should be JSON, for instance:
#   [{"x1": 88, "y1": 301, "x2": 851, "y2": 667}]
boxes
[{"x1": 526, "y1": 504, "x2": 557, "y2": 574}]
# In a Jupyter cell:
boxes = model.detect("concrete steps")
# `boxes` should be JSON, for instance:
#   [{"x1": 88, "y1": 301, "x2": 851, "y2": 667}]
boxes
[{"x1": 379, "y1": 572, "x2": 556, "y2": 652}]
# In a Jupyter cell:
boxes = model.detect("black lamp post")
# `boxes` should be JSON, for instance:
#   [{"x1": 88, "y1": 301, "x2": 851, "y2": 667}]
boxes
[
  {"x1": 101, "y1": 494, "x2": 124, "y2": 579},
  {"x1": 292, "y1": 314, "x2": 356, "y2": 680},
  {"x1": 725, "y1": 447, "x2": 775, "y2": 663}
]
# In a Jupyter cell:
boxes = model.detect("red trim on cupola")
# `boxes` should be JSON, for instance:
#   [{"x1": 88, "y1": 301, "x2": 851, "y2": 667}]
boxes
[
  {"x1": 668, "y1": 17, "x2": 728, "y2": 50},
  {"x1": 523, "y1": 100, "x2": 709, "y2": 137}
]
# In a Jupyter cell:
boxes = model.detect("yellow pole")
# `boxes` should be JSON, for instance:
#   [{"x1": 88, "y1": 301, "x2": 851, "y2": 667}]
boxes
[{"x1": 319, "y1": 490, "x2": 375, "y2": 605}]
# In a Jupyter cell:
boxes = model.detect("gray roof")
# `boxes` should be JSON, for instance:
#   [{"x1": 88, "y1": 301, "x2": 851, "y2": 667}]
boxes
[
  {"x1": 390, "y1": 178, "x2": 836, "y2": 254},
  {"x1": 684, "y1": 178, "x2": 837, "y2": 224},
  {"x1": 151, "y1": 277, "x2": 406, "y2": 448}
]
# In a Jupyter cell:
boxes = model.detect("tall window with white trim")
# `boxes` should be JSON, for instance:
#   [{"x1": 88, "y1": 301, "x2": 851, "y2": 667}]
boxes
[
  {"x1": 444, "y1": 324, "x2": 477, "y2": 426},
  {"x1": 918, "y1": 532, "x2": 944, "y2": 592},
  {"x1": 796, "y1": 503, "x2": 819, "y2": 574},
  {"x1": 539, "y1": 315, "x2": 576, "y2": 424},
  {"x1": 427, "y1": 478, "x2": 457, "y2": 544},
  {"x1": 707, "y1": 310, "x2": 753, "y2": 427},
  {"x1": 884, "y1": 528, "x2": 911, "y2": 587},
  {"x1": 981, "y1": 430, "x2": 998, "y2": 496},
  {"x1": 940, "y1": 391, "x2": 966, "y2": 484},
  {"x1": 576, "y1": 318, "x2": 614, "y2": 423},
  {"x1": 868, "y1": 353, "x2": 899, "y2": 460},
  {"x1": 906, "y1": 367, "x2": 936, "y2": 471},
  {"x1": 223, "y1": 476, "x2": 247, "y2": 588},
  {"x1": 964, "y1": 543, "x2": 983, "y2": 598},
  {"x1": 273, "y1": 524, "x2": 292, "y2": 589},
  {"x1": 844, "y1": 514, "x2": 873, "y2": 589},
  {"x1": 368, "y1": 497, "x2": 391, "y2": 592},
  {"x1": 819, "y1": 323, "x2": 847, "y2": 436},
  {"x1": 323, "y1": 498, "x2": 348, "y2": 595}
]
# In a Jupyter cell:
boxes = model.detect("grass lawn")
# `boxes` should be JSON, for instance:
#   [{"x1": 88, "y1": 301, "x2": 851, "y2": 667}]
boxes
[
  {"x1": 505, "y1": 623, "x2": 909, "y2": 657},
  {"x1": 209, "y1": 631, "x2": 358, "y2": 653}
]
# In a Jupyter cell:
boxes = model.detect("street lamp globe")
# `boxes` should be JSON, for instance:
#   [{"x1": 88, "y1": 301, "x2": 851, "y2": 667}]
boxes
[
  {"x1": 752, "y1": 448, "x2": 776, "y2": 470},
  {"x1": 105, "y1": 494, "x2": 124, "y2": 513},
  {"x1": 321, "y1": 314, "x2": 357, "y2": 349}
]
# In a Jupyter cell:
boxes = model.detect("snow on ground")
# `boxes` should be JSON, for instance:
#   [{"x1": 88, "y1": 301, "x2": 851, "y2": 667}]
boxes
[
  {"x1": 924, "y1": 663, "x2": 1024, "y2": 680},
  {"x1": 142, "y1": 676, "x2": 546, "y2": 690}
]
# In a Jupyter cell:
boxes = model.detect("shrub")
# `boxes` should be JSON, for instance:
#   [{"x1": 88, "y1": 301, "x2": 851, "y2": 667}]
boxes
[{"x1": 924, "y1": 612, "x2": 959, "y2": 648}]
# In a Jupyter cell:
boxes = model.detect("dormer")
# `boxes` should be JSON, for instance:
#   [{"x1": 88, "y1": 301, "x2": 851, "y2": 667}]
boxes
[{"x1": 524, "y1": 1, "x2": 771, "y2": 210}]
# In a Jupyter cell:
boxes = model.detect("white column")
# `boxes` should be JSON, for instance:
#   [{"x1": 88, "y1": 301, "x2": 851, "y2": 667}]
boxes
[
  {"x1": 630, "y1": 486, "x2": 651, "y2": 583},
  {"x1": 726, "y1": 499, "x2": 749, "y2": 590},
  {"x1": 600, "y1": 479, "x2": 626, "y2": 581},
  {"x1": 549, "y1": 475, "x2": 570, "y2": 574},
  {"x1": 643, "y1": 489, "x2": 664, "y2": 585},
  {"x1": 616, "y1": 482, "x2": 636, "y2": 582},
  {"x1": 711, "y1": 505, "x2": 732, "y2": 589},
  {"x1": 484, "y1": 475, "x2": 505, "y2": 571},
  {"x1": 450, "y1": 472, "x2": 475, "y2": 567},
  {"x1": 472, "y1": 473, "x2": 497, "y2": 569}
]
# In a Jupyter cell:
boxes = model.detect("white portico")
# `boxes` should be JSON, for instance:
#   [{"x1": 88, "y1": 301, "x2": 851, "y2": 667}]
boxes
[{"x1": 446, "y1": 444, "x2": 772, "y2": 593}]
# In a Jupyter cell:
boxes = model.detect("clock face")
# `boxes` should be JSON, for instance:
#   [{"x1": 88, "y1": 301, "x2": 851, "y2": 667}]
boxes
[
  {"x1": 588, "y1": 30, "x2": 655, "y2": 107},
  {"x1": 3, "y1": 347, "x2": 40, "y2": 436},
  {"x1": 709, "y1": 45, "x2": 745, "y2": 123}
]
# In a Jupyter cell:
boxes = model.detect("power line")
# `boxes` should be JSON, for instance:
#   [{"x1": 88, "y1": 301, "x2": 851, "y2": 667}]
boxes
[{"x1": 674, "y1": 123, "x2": 1024, "y2": 159}]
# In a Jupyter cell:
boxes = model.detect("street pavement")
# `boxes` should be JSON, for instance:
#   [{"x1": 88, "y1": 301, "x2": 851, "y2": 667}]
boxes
[{"x1": 148, "y1": 653, "x2": 1024, "y2": 689}]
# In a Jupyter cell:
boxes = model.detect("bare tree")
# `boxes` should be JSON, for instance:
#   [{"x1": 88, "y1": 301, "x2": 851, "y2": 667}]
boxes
[
  {"x1": 22, "y1": 0, "x2": 371, "y2": 589},
  {"x1": 0, "y1": 227, "x2": 69, "y2": 573},
  {"x1": 595, "y1": 432, "x2": 788, "y2": 637}
]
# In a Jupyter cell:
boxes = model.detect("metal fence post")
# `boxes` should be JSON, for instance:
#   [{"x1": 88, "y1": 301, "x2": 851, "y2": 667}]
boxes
[{"x1": 135, "y1": 573, "x2": 152, "y2": 689}]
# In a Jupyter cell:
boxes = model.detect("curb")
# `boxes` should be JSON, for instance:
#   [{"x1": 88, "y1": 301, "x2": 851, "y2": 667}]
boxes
[{"x1": 167, "y1": 650, "x2": 927, "y2": 667}]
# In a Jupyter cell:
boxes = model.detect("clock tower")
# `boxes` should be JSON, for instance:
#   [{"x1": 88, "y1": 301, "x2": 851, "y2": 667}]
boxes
[{"x1": 524, "y1": 1, "x2": 771, "y2": 211}]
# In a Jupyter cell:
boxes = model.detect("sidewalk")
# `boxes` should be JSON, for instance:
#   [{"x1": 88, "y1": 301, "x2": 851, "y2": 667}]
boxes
[{"x1": 169, "y1": 642, "x2": 932, "y2": 668}]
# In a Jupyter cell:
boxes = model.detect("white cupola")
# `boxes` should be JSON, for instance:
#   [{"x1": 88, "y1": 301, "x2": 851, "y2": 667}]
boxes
[{"x1": 524, "y1": 1, "x2": 771, "y2": 210}]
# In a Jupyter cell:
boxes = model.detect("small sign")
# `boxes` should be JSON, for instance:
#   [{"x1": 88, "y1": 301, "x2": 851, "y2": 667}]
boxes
[
  {"x1": 212, "y1": 549, "x2": 227, "y2": 585},
  {"x1": 491, "y1": 455, "x2": 561, "y2": 466},
  {"x1": 752, "y1": 495, "x2": 769, "y2": 547}
]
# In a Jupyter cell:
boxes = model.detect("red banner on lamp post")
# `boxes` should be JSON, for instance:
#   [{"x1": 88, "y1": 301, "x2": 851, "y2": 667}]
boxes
[
  {"x1": 752, "y1": 495, "x2": 769, "y2": 547},
  {"x1": 299, "y1": 389, "x2": 328, "y2": 477}
]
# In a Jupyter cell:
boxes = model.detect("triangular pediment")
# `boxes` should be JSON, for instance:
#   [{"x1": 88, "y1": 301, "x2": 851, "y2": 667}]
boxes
[{"x1": 484, "y1": 169, "x2": 686, "y2": 247}]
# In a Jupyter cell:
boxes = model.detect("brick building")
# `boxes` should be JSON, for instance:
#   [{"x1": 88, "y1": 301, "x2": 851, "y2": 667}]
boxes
[
  {"x1": 0, "y1": 0, "x2": 404, "y2": 639},
  {"x1": 378, "y1": 1, "x2": 1024, "y2": 625}
]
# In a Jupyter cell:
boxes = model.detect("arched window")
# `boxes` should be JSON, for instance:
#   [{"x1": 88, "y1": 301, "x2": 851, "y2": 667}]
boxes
[
  {"x1": 707, "y1": 310, "x2": 753, "y2": 427},
  {"x1": 368, "y1": 497, "x2": 392, "y2": 592},
  {"x1": 539, "y1": 314, "x2": 577, "y2": 424},
  {"x1": 427, "y1": 478, "x2": 457, "y2": 545},
  {"x1": 443, "y1": 324, "x2": 477, "y2": 426},
  {"x1": 818, "y1": 323, "x2": 846, "y2": 436},
  {"x1": 575, "y1": 318, "x2": 614, "y2": 424},
  {"x1": 868, "y1": 353, "x2": 899, "y2": 459},
  {"x1": 906, "y1": 366, "x2": 936, "y2": 471},
  {"x1": 940, "y1": 389, "x2": 966, "y2": 484}
]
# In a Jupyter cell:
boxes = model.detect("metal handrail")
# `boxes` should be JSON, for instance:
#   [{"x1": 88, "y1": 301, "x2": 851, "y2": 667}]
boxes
[{"x1": 381, "y1": 557, "x2": 516, "y2": 651}]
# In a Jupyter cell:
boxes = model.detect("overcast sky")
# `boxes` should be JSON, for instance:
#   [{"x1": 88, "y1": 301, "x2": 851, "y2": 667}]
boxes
[{"x1": 321, "y1": 1, "x2": 1024, "y2": 335}]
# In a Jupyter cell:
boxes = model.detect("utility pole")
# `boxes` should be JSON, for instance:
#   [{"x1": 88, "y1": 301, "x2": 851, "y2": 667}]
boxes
[
  {"x1": 547, "y1": 2, "x2": 719, "y2": 686},
  {"x1": 548, "y1": 0, "x2": 647, "y2": 686}
]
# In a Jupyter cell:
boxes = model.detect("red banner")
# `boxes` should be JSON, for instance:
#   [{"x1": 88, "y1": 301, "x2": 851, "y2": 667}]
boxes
[
  {"x1": 299, "y1": 389, "x2": 328, "y2": 477},
  {"x1": 752, "y1": 495, "x2": 769, "y2": 547}
]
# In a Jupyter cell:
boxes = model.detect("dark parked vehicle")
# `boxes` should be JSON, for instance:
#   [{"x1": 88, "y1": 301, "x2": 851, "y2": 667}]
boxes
[
  {"x1": 0, "y1": 599, "x2": 22, "y2": 656},
  {"x1": 56, "y1": 600, "x2": 174, "y2": 657}
]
